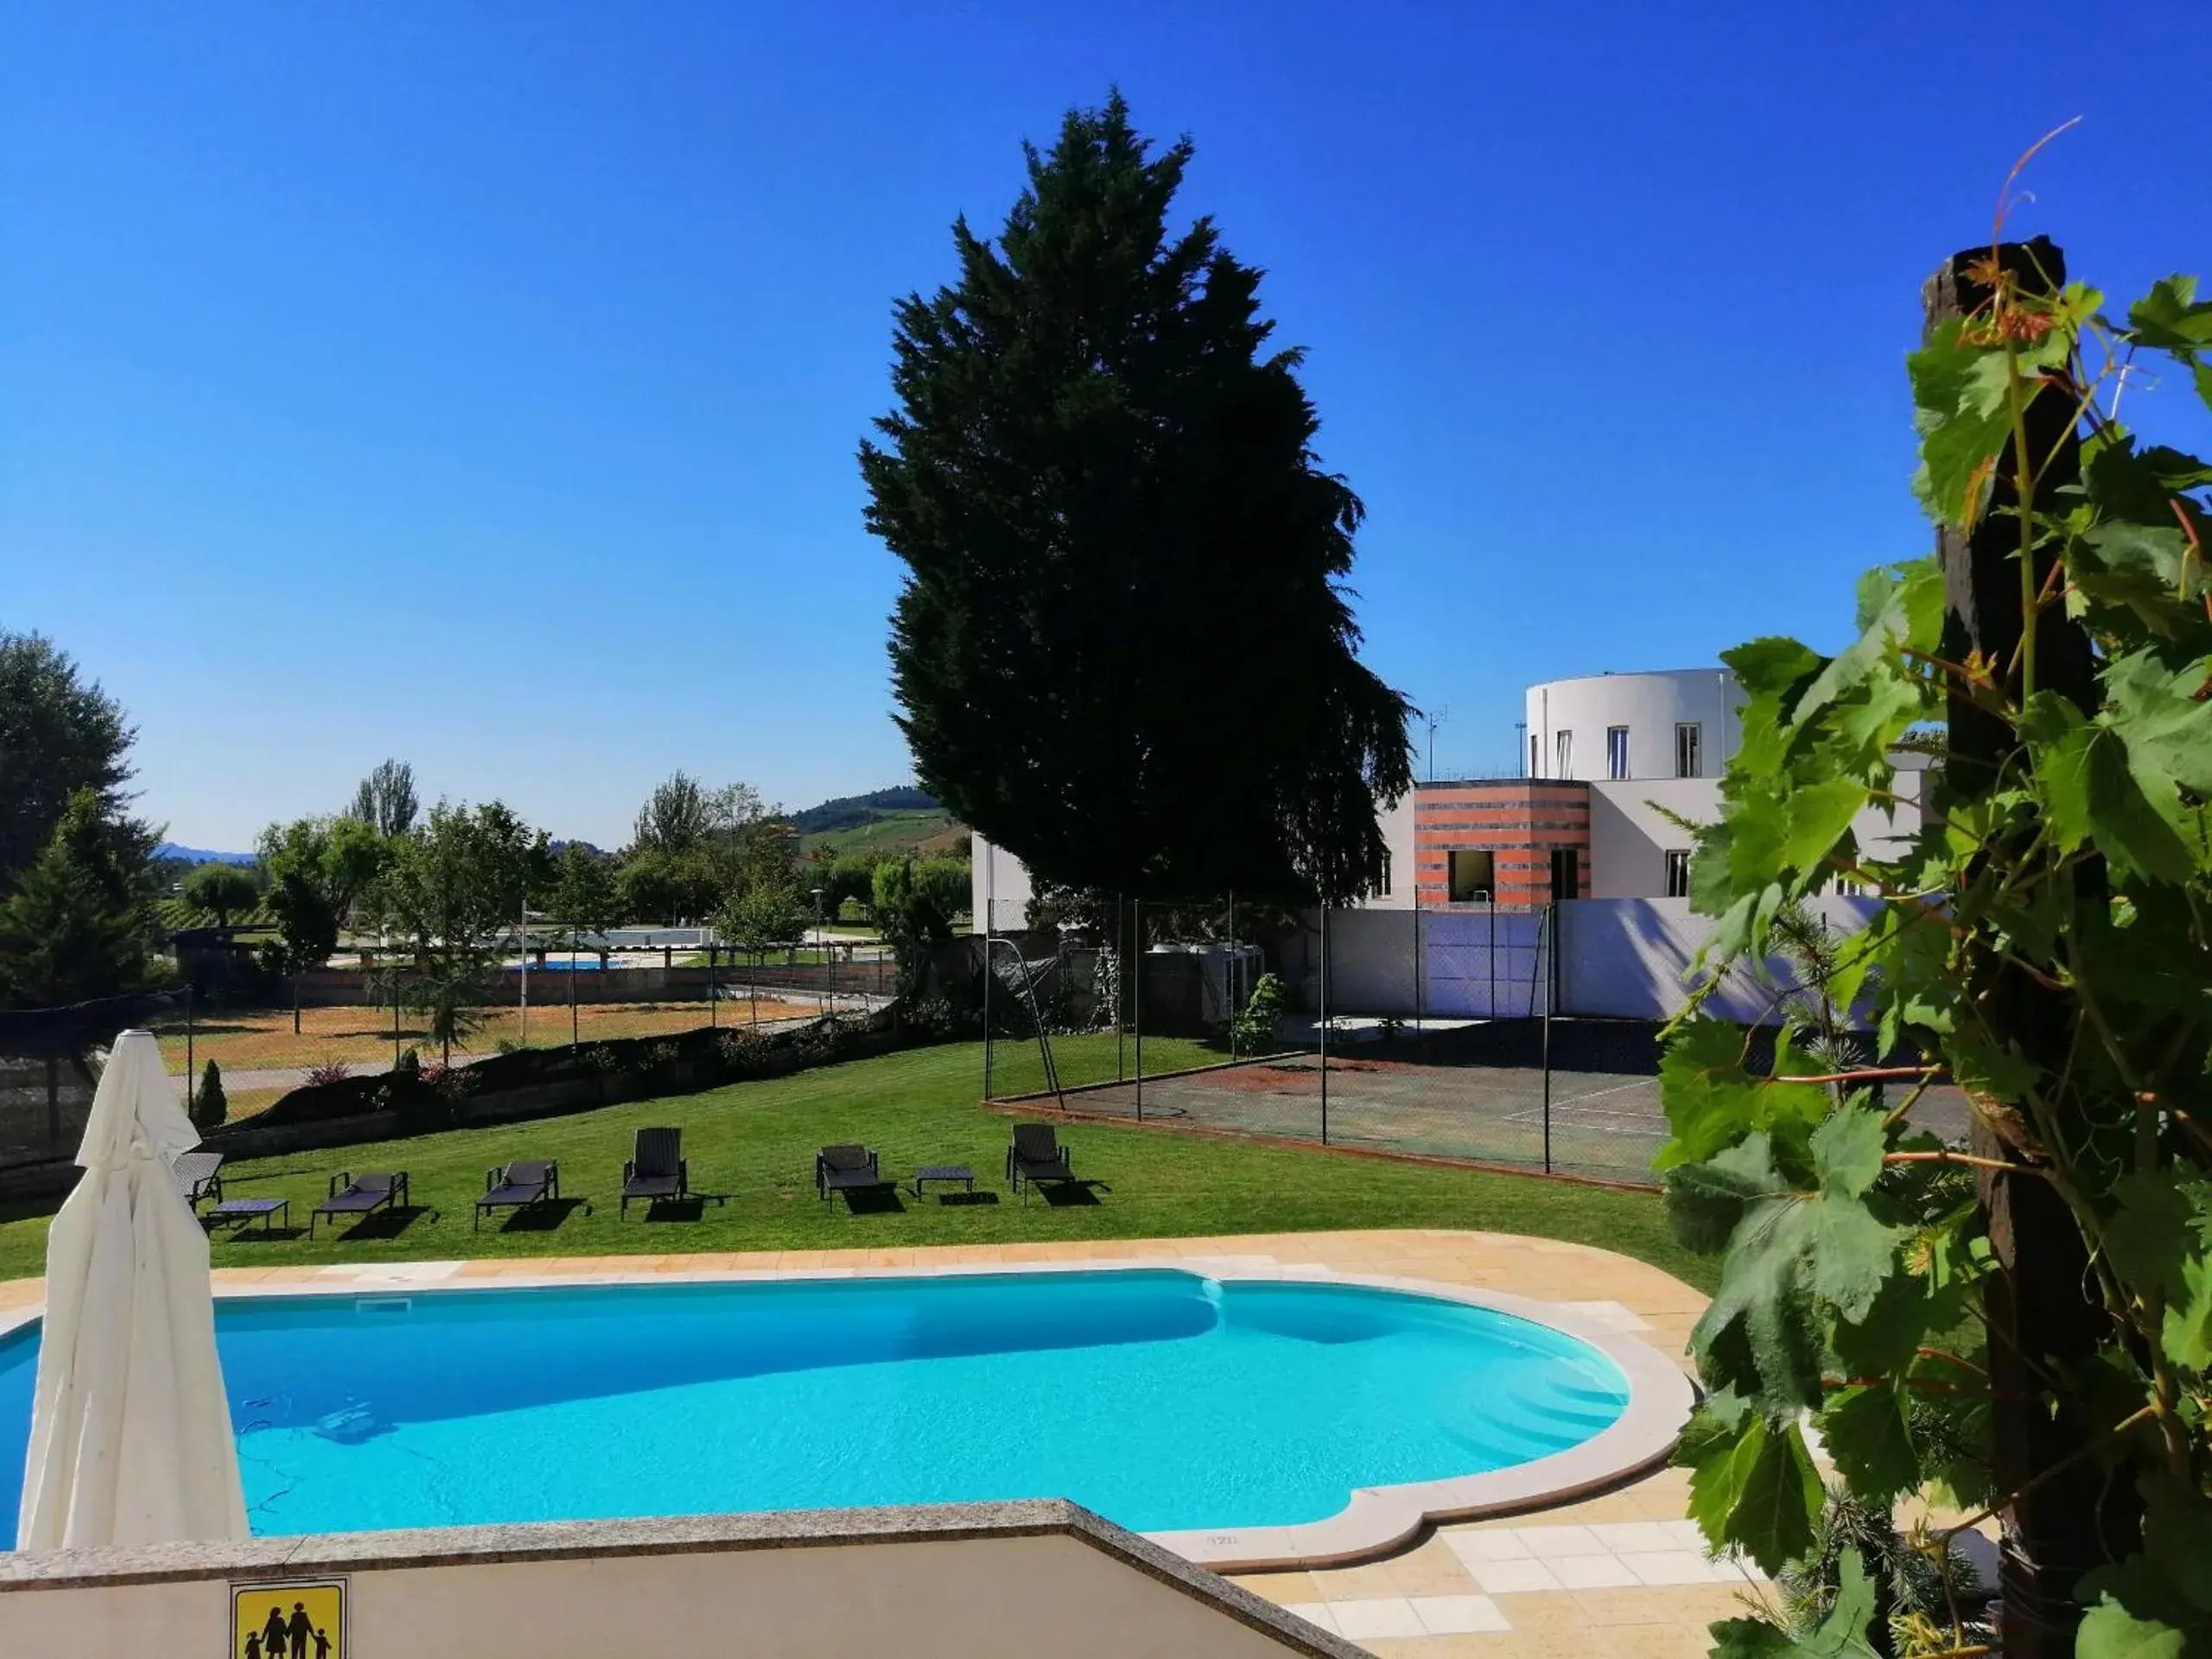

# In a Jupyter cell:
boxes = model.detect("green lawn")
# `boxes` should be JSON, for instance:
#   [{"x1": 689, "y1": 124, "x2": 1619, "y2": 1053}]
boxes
[{"x1": 0, "y1": 1041, "x2": 1709, "y2": 1290}]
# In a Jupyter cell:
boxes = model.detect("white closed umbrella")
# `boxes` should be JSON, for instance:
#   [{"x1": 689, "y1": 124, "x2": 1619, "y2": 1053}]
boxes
[{"x1": 16, "y1": 1028, "x2": 248, "y2": 1549}]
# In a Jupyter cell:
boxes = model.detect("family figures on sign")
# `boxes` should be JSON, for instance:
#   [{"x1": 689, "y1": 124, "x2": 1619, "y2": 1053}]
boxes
[{"x1": 242, "y1": 1602, "x2": 331, "y2": 1659}]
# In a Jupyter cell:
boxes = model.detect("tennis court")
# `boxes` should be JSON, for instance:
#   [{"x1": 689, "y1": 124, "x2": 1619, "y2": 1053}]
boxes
[
  {"x1": 989, "y1": 1019, "x2": 1975, "y2": 1186},
  {"x1": 1015, "y1": 1043, "x2": 1670, "y2": 1182}
]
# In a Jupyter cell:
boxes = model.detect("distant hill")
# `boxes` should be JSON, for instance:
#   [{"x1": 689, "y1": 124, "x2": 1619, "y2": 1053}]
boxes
[
  {"x1": 788, "y1": 786, "x2": 938, "y2": 834},
  {"x1": 790, "y1": 787, "x2": 965, "y2": 861},
  {"x1": 154, "y1": 842, "x2": 257, "y2": 866}
]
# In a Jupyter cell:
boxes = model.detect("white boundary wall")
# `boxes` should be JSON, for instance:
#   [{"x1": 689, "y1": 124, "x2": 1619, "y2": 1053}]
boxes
[{"x1": 1303, "y1": 894, "x2": 1883, "y2": 1027}]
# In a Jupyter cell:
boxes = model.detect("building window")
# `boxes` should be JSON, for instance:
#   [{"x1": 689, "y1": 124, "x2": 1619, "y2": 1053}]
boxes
[
  {"x1": 1675, "y1": 721, "x2": 1703, "y2": 779},
  {"x1": 1376, "y1": 849, "x2": 1393, "y2": 897},
  {"x1": 1549, "y1": 846, "x2": 1580, "y2": 902},
  {"x1": 1448, "y1": 849, "x2": 1495, "y2": 903},
  {"x1": 1528, "y1": 733, "x2": 1539, "y2": 778},
  {"x1": 1606, "y1": 725, "x2": 1630, "y2": 780},
  {"x1": 1664, "y1": 849, "x2": 1691, "y2": 898},
  {"x1": 1554, "y1": 730, "x2": 1573, "y2": 779}
]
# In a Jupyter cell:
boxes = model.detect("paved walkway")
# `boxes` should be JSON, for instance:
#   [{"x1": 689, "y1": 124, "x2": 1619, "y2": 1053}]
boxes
[{"x1": 0, "y1": 1229, "x2": 1747, "y2": 1657}]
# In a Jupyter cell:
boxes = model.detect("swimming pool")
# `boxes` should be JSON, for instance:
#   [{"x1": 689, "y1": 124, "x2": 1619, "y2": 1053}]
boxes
[{"x1": 0, "y1": 1268, "x2": 1678, "y2": 1558}]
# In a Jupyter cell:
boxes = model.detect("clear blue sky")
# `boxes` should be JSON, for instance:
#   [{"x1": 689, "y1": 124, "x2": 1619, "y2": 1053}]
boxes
[{"x1": 3, "y1": 2, "x2": 2205, "y2": 851}]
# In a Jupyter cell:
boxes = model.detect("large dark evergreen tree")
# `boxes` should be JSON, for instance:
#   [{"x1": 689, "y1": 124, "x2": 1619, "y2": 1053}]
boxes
[
  {"x1": 0, "y1": 631, "x2": 139, "y2": 892},
  {"x1": 861, "y1": 93, "x2": 1412, "y2": 904}
]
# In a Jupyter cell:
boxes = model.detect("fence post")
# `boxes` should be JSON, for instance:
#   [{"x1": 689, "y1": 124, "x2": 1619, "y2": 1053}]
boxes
[
  {"x1": 570, "y1": 937, "x2": 580, "y2": 1049},
  {"x1": 982, "y1": 855, "x2": 995, "y2": 1101},
  {"x1": 709, "y1": 942, "x2": 717, "y2": 1029},
  {"x1": 185, "y1": 984, "x2": 195, "y2": 1110},
  {"x1": 1133, "y1": 899, "x2": 1143, "y2": 1122},
  {"x1": 1226, "y1": 890, "x2": 1236, "y2": 1060},
  {"x1": 1414, "y1": 903, "x2": 1424, "y2": 1033},
  {"x1": 1116, "y1": 894, "x2": 1125, "y2": 1083},
  {"x1": 1541, "y1": 905, "x2": 1554, "y2": 1174},
  {"x1": 1319, "y1": 906, "x2": 1329, "y2": 1146}
]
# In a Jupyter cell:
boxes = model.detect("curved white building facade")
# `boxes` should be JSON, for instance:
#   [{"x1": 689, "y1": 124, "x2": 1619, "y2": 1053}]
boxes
[{"x1": 1523, "y1": 669, "x2": 1746, "y2": 785}]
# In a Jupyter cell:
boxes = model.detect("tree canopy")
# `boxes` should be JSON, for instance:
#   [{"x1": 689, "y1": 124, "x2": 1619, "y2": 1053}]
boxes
[
  {"x1": 861, "y1": 92, "x2": 1413, "y2": 905},
  {"x1": 181, "y1": 862, "x2": 259, "y2": 931},
  {"x1": 0, "y1": 632, "x2": 142, "y2": 893},
  {"x1": 346, "y1": 759, "x2": 420, "y2": 837},
  {"x1": 0, "y1": 790, "x2": 157, "y2": 1007}
]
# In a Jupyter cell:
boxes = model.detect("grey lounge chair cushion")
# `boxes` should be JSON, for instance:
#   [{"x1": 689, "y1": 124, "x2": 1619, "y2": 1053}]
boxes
[{"x1": 631, "y1": 1128, "x2": 683, "y2": 1179}]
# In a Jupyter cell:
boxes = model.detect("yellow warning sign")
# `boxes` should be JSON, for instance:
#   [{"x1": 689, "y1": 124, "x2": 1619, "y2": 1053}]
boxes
[{"x1": 230, "y1": 1578, "x2": 345, "y2": 1659}]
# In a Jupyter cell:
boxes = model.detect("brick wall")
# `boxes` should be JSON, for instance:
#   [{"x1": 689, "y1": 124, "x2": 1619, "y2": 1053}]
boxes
[{"x1": 1413, "y1": 780, "x2": 1591, "y2": 907}]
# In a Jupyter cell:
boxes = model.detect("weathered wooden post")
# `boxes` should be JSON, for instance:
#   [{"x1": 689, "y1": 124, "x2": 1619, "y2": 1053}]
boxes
[{"x1": 1923, "y1": 237, "x2": 2116, "y2": 1658}]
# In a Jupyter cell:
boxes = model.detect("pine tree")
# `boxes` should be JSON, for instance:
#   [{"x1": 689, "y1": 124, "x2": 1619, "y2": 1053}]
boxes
[
  {"x1": 0, "y1": 791, "x2": 154, "y2": 1008},
  {"x1": 191, "y1": 1058, "x2": 227, "y2": 1132},
  {"x1": 861, "y1": 92, "x2": 1412, "y2": 904}
]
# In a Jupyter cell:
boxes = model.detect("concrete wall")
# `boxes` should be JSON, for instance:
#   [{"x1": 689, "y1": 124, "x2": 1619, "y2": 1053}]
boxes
[
  {"x1": 1299, "y1": 894, "x2": 1884, "y2": 1026},
  {"x1": 0, "y1": 1504, "x2": 1357, "y2": 1659},
  {"x1": 1557, "y1": 894, "x2": 1880, "y2": 1023}
]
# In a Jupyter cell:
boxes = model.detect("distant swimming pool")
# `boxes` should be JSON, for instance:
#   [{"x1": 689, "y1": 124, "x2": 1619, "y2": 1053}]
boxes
[{"x1": 0, "y1": 1270, "x2": 1638, "y2": 1547}]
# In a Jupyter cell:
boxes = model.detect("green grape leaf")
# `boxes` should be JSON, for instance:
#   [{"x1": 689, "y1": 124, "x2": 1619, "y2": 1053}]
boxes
[
  {"x1": 1707, "y1": 1619, "x2": 1796, "y2": 1659},
  {"x1": 1777, "y1": 779, "x2": 1868, "y2": 880},
  {"x1": 1726, "y1": 637, "x2": 1823, "y2": 698},
  {"x1": 1657, "y1": 1020, "x2": 1831, "y2": 1173},
  {"x1": 1821, "y1": 1385, "x2": 1918, "y2": 1507},
  {"x1": 1831, "y1": 1266, "x2": 1948, "y2": 1376},
  {"x1": 1707, "y1": 1548, "x2": 1880, "y2": 1656},
  {"x1": 1729, "y1": 1418, "x2": 1825, "y2": 1574},
  {"x1": 1811, "y1": 1104, "x2": 1887, "y2": 1198},
  {"x1": 2129, "y1": 274, "x2": 2212, "y2": 350},
  {"x1": 2077, "y1": 1599, "x2": 2191, "y2": 1659},
  {"x1": 1793, "y1": 563, "x2": 1944, "y2": 729},
  {"x1": 1910, "y1": 321, "x2": 2012, "y2": 526},
  {"x1": 2049, "y1": 721, "x2": 2197, "y2": 881},
  {"x1": 1688, "y1": 1132, "x2": 1905, "y2": 1403},
  {"x1": 2106, "y1": 651, "x2": 2212, "y2": 796},
  {"x1": 2105, "y1": 1175, "x2": 2212, "y2": 1375},
  {"x1": 2032, "y1": 719, "x2": 2101, "y2": 855}
]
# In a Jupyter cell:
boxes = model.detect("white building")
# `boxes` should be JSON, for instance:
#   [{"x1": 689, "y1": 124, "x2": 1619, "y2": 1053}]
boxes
[{"x1": 973, "y1": 665, "x2": 1923, "y2": 924}]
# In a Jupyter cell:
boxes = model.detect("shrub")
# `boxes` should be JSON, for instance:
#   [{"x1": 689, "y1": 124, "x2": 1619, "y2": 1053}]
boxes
[
  {"x1": 1232, "y1": 973, "x2": 1287, "y2": 1053},
  {"x1": 302, "y1": 1060, "x2": 351, "y2": 1088},
  {"x1": 189, "y1": 1058, "x2": 227, "y2": 1132}
]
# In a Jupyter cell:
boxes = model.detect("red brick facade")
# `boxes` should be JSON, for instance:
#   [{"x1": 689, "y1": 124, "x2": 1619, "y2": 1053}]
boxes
[{"x1": 1412, "y1": 780, "x2": 1591, "y2": 908}]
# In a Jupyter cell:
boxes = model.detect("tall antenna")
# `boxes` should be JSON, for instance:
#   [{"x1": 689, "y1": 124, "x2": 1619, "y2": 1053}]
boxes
[{"x1": 1421, "y1": 707, "x2": 1449, "y2": 783}]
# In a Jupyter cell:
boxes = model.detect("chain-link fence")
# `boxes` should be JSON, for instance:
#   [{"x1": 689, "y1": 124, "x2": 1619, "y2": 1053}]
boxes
[
  {"x1": 0, "y1": 943, "x2": 900, "y2": 1160},
  {"x1": 979, "y1": 899, "x2": 1971, "y2": 1185}
]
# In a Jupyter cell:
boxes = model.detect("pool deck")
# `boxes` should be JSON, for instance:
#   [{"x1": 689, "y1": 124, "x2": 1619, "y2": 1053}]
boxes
[{"x1": 0, "y1": 1228, "x2": 1753, "y2": 1658}]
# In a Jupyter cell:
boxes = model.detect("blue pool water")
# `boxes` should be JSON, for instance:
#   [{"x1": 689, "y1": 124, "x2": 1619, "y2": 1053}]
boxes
[{"x1": 0, "y1": 1270, "x2": 1627, "y2": 1541}]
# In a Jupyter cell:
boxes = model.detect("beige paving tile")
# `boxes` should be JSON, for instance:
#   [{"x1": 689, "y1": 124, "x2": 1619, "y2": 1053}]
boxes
[{"x1": 1380, "y1": 1535, "x2": 1479, "y2": 1596}]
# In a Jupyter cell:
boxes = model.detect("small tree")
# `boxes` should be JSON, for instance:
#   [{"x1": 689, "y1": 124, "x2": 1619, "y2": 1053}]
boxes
[
  {"x1": 549, "y1": 843, "x2": 623, "y2": 953},
  {"x1": 413, "y1": 953, "x2": 490, "y2": 1065},
  {"x1": 717, "y1": 877, "x2": 809, "y2": 1027},
  {"x1": 872, "y1": 856, "x2": 957, "y2": 995},
  {"x1": 181, "y1": 863, "x2": 258, "y2": 931},
  {"x1": 191, "y1": 1058, "x2": 226, "y2": 1131}
]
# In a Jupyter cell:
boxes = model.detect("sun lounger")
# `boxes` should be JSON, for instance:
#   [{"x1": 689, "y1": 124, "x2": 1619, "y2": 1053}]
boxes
[
  {"x1": 1007, "y1": 1123, "x2": 1081, "y2": 1205},
  {"x1": 620, "y1": 1128, "x2": 688, "y2": 1217},
  {"x1": 312, "y1": 1171, "x2": 408, "y2": 1237},
  {"x1": 475, "y1": 1159, "x2": 559, "y2": 1230},
  {"x1": 172, "y1": 1150, "x2": 226, "y2": 1209},
  {"x1": 816, "y1": 1144, "x2": 893, "y2": 1210}
]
